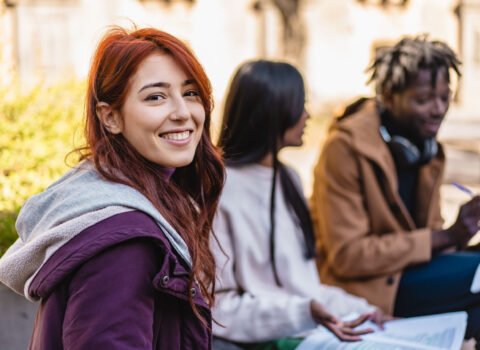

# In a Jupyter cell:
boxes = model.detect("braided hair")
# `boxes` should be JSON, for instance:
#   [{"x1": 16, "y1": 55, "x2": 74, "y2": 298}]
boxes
[{"x1": 367, "y1": 35, "x2": 462, "y2": 97}]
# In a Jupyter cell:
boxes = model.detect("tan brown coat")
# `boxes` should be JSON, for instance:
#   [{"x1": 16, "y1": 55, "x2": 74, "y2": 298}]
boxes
[{"x1": 310, "y1": 100, "x2": 445, "y2": 314}]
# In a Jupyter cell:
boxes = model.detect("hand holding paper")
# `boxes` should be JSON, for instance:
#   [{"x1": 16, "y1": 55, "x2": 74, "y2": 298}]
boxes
[
  {"x1": 296, "y1": 311, "x2": 467, "y2": 350},
  {"x1": 310, "y1": 300, "x2": 374, "y2": 342}
]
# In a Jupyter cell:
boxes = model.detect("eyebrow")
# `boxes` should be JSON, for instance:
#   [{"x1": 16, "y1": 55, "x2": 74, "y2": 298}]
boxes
[{"x1": 137, "y1": 79, "x2": 196, "y2": 93}]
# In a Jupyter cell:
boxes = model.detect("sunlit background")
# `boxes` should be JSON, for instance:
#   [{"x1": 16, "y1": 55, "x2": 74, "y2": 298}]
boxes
[
  {"x1": 1, "y1": 0, "x2": 480, "y2": 253},
  {"x1": 1, "y1": 0, "x2": 478, "y2": 110}
]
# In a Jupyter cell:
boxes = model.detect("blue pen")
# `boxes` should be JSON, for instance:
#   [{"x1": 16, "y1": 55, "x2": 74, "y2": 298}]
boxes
[{"x1": 451, "y1": 182, "x2": 474, "y2": 197}]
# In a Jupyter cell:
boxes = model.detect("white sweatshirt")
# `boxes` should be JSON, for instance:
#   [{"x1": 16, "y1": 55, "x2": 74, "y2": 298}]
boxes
[{"x1": 211, "y1": 164, "x2": 374, "y2": 342}]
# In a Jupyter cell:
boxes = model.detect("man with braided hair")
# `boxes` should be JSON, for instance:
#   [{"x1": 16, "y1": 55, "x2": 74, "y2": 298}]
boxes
[{"x1": 311, "y1": 35, "x2": 480, "y2": 346}]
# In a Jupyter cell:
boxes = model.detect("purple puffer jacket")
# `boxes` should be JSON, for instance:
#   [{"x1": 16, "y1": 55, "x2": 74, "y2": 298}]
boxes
[{"x1": 28, "y1": 210, "x2": 211, "y2": 350}]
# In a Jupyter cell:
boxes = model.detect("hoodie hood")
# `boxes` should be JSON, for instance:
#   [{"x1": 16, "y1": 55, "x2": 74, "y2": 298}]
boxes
[{"x1": 0, "y1": 161, "x2": 191, "y2": 300}]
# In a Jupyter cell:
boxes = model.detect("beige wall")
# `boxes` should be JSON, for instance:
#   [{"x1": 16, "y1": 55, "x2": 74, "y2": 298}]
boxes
[
  {"x1": 10, "y1": 0, "x2": 261, "y2": 124},
  {"x1": 6, "y1": 0, "x2": 478, "y2": 119},
  {"x1": 303, "y1": 0, "x2": 459, "y2": 111}
]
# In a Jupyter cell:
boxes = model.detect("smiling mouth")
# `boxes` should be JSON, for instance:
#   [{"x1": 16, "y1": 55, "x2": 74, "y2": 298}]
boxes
[
  {"x1": 423, "y1": 119, "x2": 442, "y2": 128},
  {"x1": 160, "y1": 130, "x2": 191, "y2": 141},
  {"x1": 421, "y1": 120, "x2": 442, "y2": 136}
]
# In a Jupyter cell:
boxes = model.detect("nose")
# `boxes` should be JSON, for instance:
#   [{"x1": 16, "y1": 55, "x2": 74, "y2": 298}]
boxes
[
  {"x1": 431, "y1": 97, "x2": 448, "y2": 117},
  {"x1": 170, "y1": 96, "x2": 190, "y2": 121},
  {"x1": 301, "y1": 109, "x2": 310, "y2": 122}
]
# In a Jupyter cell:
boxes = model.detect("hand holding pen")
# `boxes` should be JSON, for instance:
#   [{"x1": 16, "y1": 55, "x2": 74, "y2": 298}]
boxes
[{"x1": 446, "y1": 182, "x2": 480, "y2": 249}]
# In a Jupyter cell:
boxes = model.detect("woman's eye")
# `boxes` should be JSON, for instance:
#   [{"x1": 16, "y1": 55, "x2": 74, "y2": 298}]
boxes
[
  {"x1": 145, "y1": 94, "x2": 165, "y2": 101},
  {"x1": 184, "y1": 90, "x2": 199, "y2": 97}
]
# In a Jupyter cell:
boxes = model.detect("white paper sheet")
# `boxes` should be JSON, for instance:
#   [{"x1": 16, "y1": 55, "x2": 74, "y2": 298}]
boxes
[
  {"x1": 470, "y1": 263, "x2": 480, "y2": 293},
  {"x1": 296, "y1": 311, "x2": 467, "y2": 350}
]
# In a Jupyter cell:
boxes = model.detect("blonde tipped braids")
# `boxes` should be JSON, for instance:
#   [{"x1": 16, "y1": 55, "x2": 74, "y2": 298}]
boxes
[{"x1": 367, "y1": 35, "x2": 462, "y2": 97}]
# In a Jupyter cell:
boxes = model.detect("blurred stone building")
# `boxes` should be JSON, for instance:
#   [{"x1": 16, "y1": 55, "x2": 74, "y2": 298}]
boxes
[{"x1": 1, "y1": 0, "x2": 480, "y2": 119}]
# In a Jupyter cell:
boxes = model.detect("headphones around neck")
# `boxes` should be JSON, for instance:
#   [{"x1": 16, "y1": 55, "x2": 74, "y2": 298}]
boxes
[{"x1": 379, "y1": 125, "x2": 438, "y2": 168}]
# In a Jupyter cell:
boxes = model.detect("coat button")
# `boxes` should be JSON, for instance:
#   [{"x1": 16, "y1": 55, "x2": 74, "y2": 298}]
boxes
[
  {"x1": 190, "y1": 288, "x2": 197, "y2": 296},
  {"x1": 161, "y1": 275, "x2": 170, "y2": 286},
  {"x1": 386, "y1": 276, "x2": 395, "y2": 285}
]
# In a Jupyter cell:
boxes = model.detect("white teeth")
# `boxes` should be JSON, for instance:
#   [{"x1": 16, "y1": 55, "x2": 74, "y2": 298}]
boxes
[{"x1": 161, "y1": 131, "x2": 190, "y2": 141}]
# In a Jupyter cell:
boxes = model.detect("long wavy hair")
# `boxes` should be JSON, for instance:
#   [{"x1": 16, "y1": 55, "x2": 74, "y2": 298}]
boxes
[
  {"x1": 218, "y1": 60, "x2": 315, "y2": 286},
  {"x1": 77, "y1": 26, "x2": 224, "y2": 318}
]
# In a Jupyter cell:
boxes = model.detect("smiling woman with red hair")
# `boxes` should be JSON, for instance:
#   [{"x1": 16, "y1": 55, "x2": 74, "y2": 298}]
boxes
[{"x1": 0, "y1": 26, "x2": 224, "y2": 349}]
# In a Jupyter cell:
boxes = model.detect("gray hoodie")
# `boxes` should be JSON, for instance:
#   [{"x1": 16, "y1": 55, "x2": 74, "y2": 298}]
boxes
[{"x1": 0, "y1": 161, "x2": 191, "y2": 300}]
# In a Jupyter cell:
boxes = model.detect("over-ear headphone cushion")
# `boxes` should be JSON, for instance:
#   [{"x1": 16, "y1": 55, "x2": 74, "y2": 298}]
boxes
[
  {"x1": 379, "y1": 126, "x2": 437, "y2": 168},
  {"x1": 389, "y1": 136, "x2": 421, "y2": 167},
  {"x1": 423, "y1": 138, "x2": 438, "y2": 163}
]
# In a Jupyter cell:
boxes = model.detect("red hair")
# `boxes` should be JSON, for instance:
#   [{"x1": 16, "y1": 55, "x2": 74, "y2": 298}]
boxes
[{"x1": 79, "y1": 26, "x2": 224, "y2": 317}]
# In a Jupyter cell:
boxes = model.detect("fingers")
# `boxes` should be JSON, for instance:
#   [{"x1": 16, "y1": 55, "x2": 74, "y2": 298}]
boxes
[
  {"x1": 463, "y1": 196, "x2": 480, "y2": 217},
  {"x1": 315, "y1": 305, "x2": 383, "y2": 343},
  {"x1": 343, "y1": 313, "x2": 370, "y2": 328},
  {"x1": 341, "y1": 325, "x2": 374, "y2": 336},
  {"x1": 325, "y1": 322, "x2": 373, "y2": 342},
  {"x1": 325, "y1": 324, "x2": 362, "y2": 342},
  {"x1": 368, "y1": 310, "x2": 391, "y2": 330},
  {"x1": 332, "y1": 331, "x2": 362, "y2": 342},
  {"x1": 453, "y1": 196, "x2": 480, "y2": 244}
]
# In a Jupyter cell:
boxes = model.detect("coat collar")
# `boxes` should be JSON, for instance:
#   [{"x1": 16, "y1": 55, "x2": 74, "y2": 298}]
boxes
[
  {"x1": 333, "y1": 99, "x2": 397, "y2": 183},
  {"x1": 331, "y1": 99, "x2": 445, "y2": 230}
]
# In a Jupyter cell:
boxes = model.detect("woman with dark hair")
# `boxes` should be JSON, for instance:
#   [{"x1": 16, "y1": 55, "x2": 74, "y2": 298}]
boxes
[
  {"x1": 211, "y1": 60, "x2": 387, "y2": 350},
  {"x1": 0, "y1": 26, "x2": 224, "y2": 349}
]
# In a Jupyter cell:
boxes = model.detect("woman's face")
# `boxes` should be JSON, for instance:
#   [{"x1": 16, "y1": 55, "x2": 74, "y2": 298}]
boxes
[
  {"x1": 282, "y1": 109, "x2": 309, "y2": 148},
  {"x1": 108, "y1": 52, "x2": 205, "y2": 168}
]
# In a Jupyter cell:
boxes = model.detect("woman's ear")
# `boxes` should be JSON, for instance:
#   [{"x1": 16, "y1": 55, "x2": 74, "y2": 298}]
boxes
[{"x1": 96, "y1": 102, "x2": 123, "y2": 134}]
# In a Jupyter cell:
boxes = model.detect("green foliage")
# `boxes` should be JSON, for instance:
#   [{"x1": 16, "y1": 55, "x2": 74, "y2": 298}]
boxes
[{"x1": 0, "y1": 80, "x2": 85, "y2": 256}]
